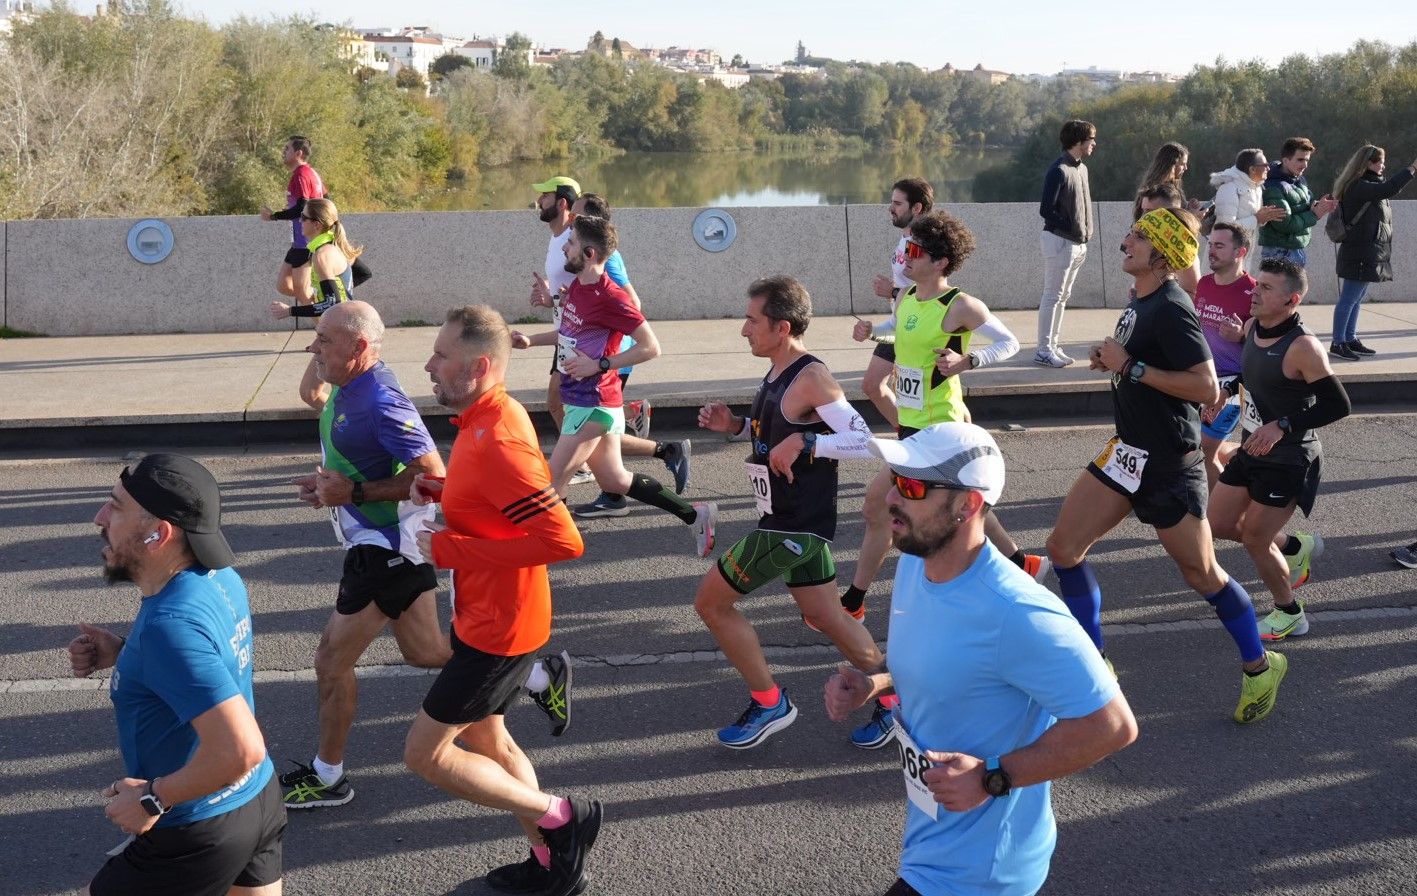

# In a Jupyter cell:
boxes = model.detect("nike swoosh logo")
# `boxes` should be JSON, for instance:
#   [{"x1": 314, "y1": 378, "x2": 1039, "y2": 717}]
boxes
[
  {"x1": 1268, "y1": 493, "x2": 1286, "y2": 499},
  {"x1": 893, "y1": 610, "x2": 907, "y2": 616}
]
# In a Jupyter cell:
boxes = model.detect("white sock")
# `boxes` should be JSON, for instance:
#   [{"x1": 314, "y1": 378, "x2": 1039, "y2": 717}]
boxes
[
  {"x1": 313, "y1": 756, "x2": 344, "y2": 786},
  {"x1": 524, "y1": 661, "x2": 550, "y2": 692}
]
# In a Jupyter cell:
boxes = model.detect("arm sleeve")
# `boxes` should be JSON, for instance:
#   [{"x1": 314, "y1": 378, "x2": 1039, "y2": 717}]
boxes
[
  {"x1": 871, "y1": 316, "x2": 896, "y2": 339},
  {"x1": 268, "y1": 198, "x2": 304, "y2": 222},
  {"x1": 431, "y1": 435, "x2": 584, "y2": 569},
  {"x1": 1286, "y1": 375, "x2": 1350, "y2": 431},
  {"x1": 812, "y1": 397, "x2": 875, "y2": 460},
  {"x1": 1039, "y1": 165, "x2": 1065, "y2": 229},
  {"x1": 143, "y1": 617, "x2": 241, "y2": 725},
  {"x1": 350, "y1": 257, "x2": 372, "y2": 288},
  {"x1": 969, "y1": 313, "x2": 1019, "y2": 367}
]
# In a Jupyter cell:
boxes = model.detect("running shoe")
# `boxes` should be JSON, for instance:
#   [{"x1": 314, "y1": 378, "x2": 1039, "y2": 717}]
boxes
[
  {"x1": 567, "y1": 468, "x2": 596, "y2": 487},
  {"x1": 717, "y1": 690, "x2": 798, "y2": 749},
  {"x1": 530, "y1": 650, "x2": 573, "y2": 736},
  {"x1": 1329, "y1": 342, "x2": 1359, "y2": 361},
  {"x1": 663, "y1": 439, "x2": 692, "y2": 494},
  {"x1": 850, "y1": 700, "x2": 897, "y2": 750},
  {"x1": 692, "y1": 501, "x2": 717, "y2": 558},
  {"x1": 279, "y1": 761, "x2": 354, "y2": 809},
  {"x1": 1392, "y1": 542, "x2": 1417, "y2": 569},
  {"x1": 486, "y1": 853, "x2": 589, "y2": 895},
  {"x1": 1032, "y1": 350, "x2": 1068, "y2": 369},
  {"x1": 626, "y1": 398, "x2": 653, "y2": 439},
  {"x1": 1233, "y1": 650, "x2": 1287, "y2": 724},
  {"x1": 1346, "y1": 339, "x2": 1377, "y2": 356},
  {"x1": 1054, "y1": 349, "x2": 1076, "y2": 365},
  {"x1": 538, "y1": 797, "x2": 603, "y2": 896},
  {"x1": 1022, "y1": 553, "x2": 1052, "y2": 583},
  {"x1": 1285, "y1": 532, "x2": 1324, "y2": 588},
  {"x1": 802, "y1": 602, "x2": 865, "y2": 633},
  {"x1": 573, "y1": 493, "x2": 629, "y2": 518},
  {"x1": 1258, "y1": 602, "x2": 1309, "y2": 641},
  {"x1": 1102, "y1": 654, "x2": 1117, "y2": 681}
]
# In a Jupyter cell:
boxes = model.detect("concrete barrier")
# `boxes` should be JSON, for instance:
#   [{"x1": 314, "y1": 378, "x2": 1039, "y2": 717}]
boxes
[{"x1": 6, "y1": 201, "x2": 1415, "y2": 337}]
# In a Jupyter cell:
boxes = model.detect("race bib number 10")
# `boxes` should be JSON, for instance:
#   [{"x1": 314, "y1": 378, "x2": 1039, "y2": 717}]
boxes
[{"x1": 745, "y1": 462, "x2": 773, "y2": 515}]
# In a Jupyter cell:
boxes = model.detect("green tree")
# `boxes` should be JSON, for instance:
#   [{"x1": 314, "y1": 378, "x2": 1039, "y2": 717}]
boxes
[
  {"x1": 429, "y1": 53, "x2": 472, "y2": 80},
  {"x1": 493, "y1": 31, "x2": 533, "y2": 81}
]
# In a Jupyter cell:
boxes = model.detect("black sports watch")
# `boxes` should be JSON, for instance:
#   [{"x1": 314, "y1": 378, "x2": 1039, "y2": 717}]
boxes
[
  {"x1": 1276, "y1": 417, "x2": 1293, "y2": 434},
  {"x1": 139, "y1": 779, "x2": 167, "y2": 818},
  {"x1": 350, "y1": 481, "x2": 365, "y2": 505},
  {"x1": 598, "y1": 357, "x2": 612, "y2": 372},
  {"x1": 982, "y1": 756, "x2": 1012, "y2": 798}
]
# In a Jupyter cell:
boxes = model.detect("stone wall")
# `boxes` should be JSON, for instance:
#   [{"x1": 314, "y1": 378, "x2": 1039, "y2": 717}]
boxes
[{"x1": 4, "y1": 201, "x2": 1412, "y2": 336}]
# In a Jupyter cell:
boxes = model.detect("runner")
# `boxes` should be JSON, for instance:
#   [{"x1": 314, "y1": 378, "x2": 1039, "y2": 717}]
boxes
[
  {"x1": 1208, "y1": 259, "x2": 1348, "y2": 641},
  {"x1": 260, "y1": 135, "x2": 325, "y2": 300},
  {"x1": 278, "y1": 301, "x2": 452, "y2": 809},
  {"x1": 1045, "y1": 207, "x2": 1289, "y2": 724},
  {"x1": 404, "y1": 305, "x2": 599, "y2": 896},
  {"x1": 854, "y1": 177, "x2": 934, "y2": 429},
  {"x1": 512, "y1": 215, "x2": 717, "y2": 556},
  {"x1": 824, "y1": 423, "x2": 1136, "y2": 896},
  {"x1": 695, "y1": 275, "x2": 884, "y2": 749},
  {"x1": 1193, "y1": 221, "x2": 1255, "y2": 489}
]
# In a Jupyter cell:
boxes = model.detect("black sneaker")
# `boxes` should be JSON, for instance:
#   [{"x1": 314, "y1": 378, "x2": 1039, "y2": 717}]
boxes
[
  {"x1": 538, "y1": 798, "x2": 603, "y2": 896},
  {"x1": 530, "y1": 650, "x2": 573, "y2": 736},
  {"x1": 1347, "y1": 339, "x2": 1377, "y2": 356},
  {"x1": 485, "y1": 852, "x2": 590, "y2": 895},
  {"x1": 279, "y1": 760, "x2": 354, "y2": 809},
  {"x1": 1329, "y1": 342, "x2": 1359, "y2": 361},
  {"x1": 573, "y1": 493, "x2": 629, "y2": 518},
  {"x1": 662, "y1": 439, "x2": 692, "y2": 494}
]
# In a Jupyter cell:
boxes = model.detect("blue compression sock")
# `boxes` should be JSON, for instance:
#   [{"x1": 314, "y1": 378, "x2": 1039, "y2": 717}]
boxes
[
  {"x1": 1206, "y1": 578, "x2": 1265, "y2": 664},
  {"x1": 1055, "y1": 560, "x2": 1104, "y2": 651}
]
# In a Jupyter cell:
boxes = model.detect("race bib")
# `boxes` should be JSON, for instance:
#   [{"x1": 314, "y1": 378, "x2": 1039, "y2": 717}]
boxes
[
  {"x1": 555, "y1": 333, "x2": 578, "y2": 375},
  {"x1": 1240, "y1": 387, "x2": 1264, "y2": 433},
  {"x1": 895, "y1": 364, "x2": 924, "y2": 410},
  {"x1": 745, "y1": 462, "x2": 773, "y2": 515},
  {"x1": 895, "y1": 723, "x2": 937, "y2": 820},
  {"x1": 1093, "y1": 436, "x2": 1148, "y2": 494}
]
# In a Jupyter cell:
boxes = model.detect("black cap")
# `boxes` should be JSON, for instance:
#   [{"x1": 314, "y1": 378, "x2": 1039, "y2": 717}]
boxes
[{"x1": 120, "y1": 453, "x2": 236, "y2": 570}]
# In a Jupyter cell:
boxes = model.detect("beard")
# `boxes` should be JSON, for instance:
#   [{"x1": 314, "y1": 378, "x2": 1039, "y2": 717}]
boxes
[
  {"x1": 891, "y1": 509, "x2": 961, "y2": 558},
  {"x1": 100, "y1": 535, "x2": 135, "y2": 584},
  {"x1": 891, "y1": 211, "x2": 913, "y2": 229},
  {"x1": 563, "y1": 253, "x2": 585, "y2": 275},
  {"x1": 538, "y1": 205, "x2": 558, "y2": 223}
]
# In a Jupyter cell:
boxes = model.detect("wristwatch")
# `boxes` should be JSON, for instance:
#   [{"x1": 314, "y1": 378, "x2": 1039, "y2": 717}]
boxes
[
  {"x1": 982, "y1": 756, "x2": 1012, "y2": 798},
  {"x1": 967, "y1": 352, "x2": 980, "y2": 370},
  {"x1": 598, "y1": 357, "x2": 612, "y2": 372},
  {"x1": 1128, "y1": 360, "x2": 1147, "y2": 384},
  {"x1": 1276, "y1": 417, "x2": 1293, "y2": 434},
  {"x1": 139, "y1": 779, "x2": 167, "y2": 818},
  {"x1": 350, "y1": 481, "x2": 365, "y2": 505},
  {"x1": 801, "y1": 431, "x2": 818, "y2": 458}
]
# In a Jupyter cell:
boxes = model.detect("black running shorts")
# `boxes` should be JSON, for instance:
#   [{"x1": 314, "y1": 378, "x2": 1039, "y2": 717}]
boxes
[
  {"x1": 1088, "y1": 456, "x2": 1208, "y2": 530},
  {"x1": 336, "y1": 544, "x2": 437, "y2": 619},
  {"x1": 871, "y1": 340, "x2": 896, "y2": 363},
  {"x1": 90, "y1": 776, "x2": 285, "y2": 896},
  {"x1": 1219, "y1": 449, "x2": 1321, "y2": 517},
  {"x1": 422, "y1": 631, "x2": 537, "y2": 725},
  {"x1": 283, "y1": 246, "x2": 311, "y2": 268},
  {"x1": 883, "y1": 878, "x2": 923, "y2": 896}
]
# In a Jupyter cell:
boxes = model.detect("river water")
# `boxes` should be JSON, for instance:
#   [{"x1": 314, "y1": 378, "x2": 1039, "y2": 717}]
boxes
[{"x1": 422, "y1": 148, "x2": 1001, "y2": 211}]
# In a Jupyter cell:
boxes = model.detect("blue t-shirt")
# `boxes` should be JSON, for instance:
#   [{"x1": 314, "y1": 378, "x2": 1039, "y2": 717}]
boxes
[
  {"x1": 606, "y1": 251, "x2": 637, "y2": 373},
  {"x1": 110, "y1": 567, "x2": 273, "y2": 828},
  {"x1": 321, "y1": 361, "x2": 438, "y2": 554},
  {"x1": 888, "y1": 544, "x2": 1118, "y2": 896}
]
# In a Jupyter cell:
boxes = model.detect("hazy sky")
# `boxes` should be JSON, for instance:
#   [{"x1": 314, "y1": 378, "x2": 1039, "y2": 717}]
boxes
[{"x1": 190, "y1": 0, "x2": 1413, "y2": 77}]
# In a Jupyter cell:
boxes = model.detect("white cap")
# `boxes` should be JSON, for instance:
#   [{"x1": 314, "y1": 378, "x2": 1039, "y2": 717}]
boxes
[{"x1": 868, "y1": 422, "x2": 1005, "y2": 506}]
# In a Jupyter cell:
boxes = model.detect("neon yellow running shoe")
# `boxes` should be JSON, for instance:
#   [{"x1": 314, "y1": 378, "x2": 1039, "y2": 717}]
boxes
[
  {"x1": 1258, "y1": 601, "x2": 1308, "y2": 641},
  {"x1": 1285, "y1": 532, "x2": 1324, "y2": 588},
  {"x1": 1234, "y1": 651, "x2": 1288, "y2": 724}
]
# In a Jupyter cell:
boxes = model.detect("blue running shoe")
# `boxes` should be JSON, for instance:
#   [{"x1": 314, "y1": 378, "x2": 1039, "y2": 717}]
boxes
[
  {"x1": 851, "y1": 700, "x2": 897, "y2": 750},
  {"x1": 716, "y1": 690, "x2": 797, "y2": 749},
  {"x1": 663, "y1": 439, "x2": 692, "y2": 494}
]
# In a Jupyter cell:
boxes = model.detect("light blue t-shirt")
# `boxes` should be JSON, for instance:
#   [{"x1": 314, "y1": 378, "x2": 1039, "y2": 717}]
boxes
[
  {"x1": 110, "y1": 567, "x2": 273, "y2": 828},
  {"x1": 888, "y1": 543, "x2": 1118, "y2": 895},
  {"x1": 605, "y1": 251, "x2": 637, "y2": 373}
]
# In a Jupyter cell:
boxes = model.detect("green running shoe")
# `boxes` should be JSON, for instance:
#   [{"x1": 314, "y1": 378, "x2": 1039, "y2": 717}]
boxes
[
  {"x1": 530, "y1": 650, "x2": 573, "y2": 737},
  {"x1": 1285, "y1": 532, "x2": 1324, "y2": 588},
  {"x1": 1258, "y1": 601, "x2": 1308, "y2": 641},
  {"x1": 279, "y1": 761, "x2": 354, "y2": 809},
  {"x1": 1234, "y1": 651, "x2": 1287, "y2": 724}
]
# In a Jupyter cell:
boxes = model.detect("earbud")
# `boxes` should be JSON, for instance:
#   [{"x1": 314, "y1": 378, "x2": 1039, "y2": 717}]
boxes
[{"x1": 144, "y1": 532, "x2": 160, "y2": 544}]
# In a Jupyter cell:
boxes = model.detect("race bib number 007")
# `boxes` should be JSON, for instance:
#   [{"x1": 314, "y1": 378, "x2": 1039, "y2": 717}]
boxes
[
  {"x1": 896, "y1": 724, "x2": 937, "y2": 820},
  {"x1": 895, "y1": 364, "x2": 924, "y2": 410},
  {"x1": 1093, "y1": 436, "x2": 1148, "y2": 494},
  {"x1": 745, "y1": 462, "x2": 772, "y2": 515}
]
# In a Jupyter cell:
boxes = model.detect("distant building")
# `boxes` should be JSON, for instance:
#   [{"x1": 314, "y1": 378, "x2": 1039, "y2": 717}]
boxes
[
  {"x1": 0, "y1": 0, "x2": 37, "y2": 38},
  {"x1": 963, "y1": 63, "x2": 1011, "y2": 85},
  {"x1": 1058, "y1": 66, "x2": 1123, "y2": 88},
  {"x1": 363, "y1": 32, "x2": 450, "y2": 77},
  {"x1": 456, "y1": 38, "x2": 498, "y2": 69}
]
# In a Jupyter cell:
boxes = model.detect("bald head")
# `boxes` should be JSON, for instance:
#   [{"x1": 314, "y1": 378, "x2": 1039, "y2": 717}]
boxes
[
  {"x1": 324, "y1": 300, "x2": 384, "y2": 347},
  {"x1": 309, "y1": 301, "x2": 384, "y2": 386}
]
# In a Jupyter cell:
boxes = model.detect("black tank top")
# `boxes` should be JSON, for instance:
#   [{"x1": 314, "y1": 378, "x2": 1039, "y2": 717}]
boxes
[
  {"x1": 1241, "y1": 322, "x2": 1320, "y2": 466},
  {"x1": 749, "y1": 353, "x2": 838, "y2": 540}
]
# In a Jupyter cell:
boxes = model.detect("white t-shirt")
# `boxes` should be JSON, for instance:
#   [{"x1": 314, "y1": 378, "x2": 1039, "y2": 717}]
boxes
[
  {"x1": 890, "y1": 235, "x2": 912, "y2": 312},
  {"x1": 546, "y1": 229, "x2": 575, "y2": 297}
]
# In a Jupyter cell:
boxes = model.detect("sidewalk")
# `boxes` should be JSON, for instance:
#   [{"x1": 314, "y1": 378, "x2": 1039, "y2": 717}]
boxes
[{"x1": 4, "y1": 305, "x2": 1417, "y2": 448}]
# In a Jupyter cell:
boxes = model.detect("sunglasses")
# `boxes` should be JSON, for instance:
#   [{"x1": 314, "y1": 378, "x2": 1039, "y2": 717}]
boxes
[
  {"x1": 300, "y1": 214, "x2": 319, "y2": 222},
  {"x1": 903, "y1": 239, "x2": 928, "y2": 260},
  {"x1": 892, "y1": 473, "x2": 966, "y2": 500}
]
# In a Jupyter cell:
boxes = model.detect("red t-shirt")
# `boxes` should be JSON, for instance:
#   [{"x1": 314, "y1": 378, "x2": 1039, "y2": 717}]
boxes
[
  {"x1": 1194, "y1": 273, "x2": 1255, "y2": 376},
  {"x1": 557, "y1": 273, "x2": 645, "y2": 409},
  {"x1": 287, "y1": 164, "x2": 326, "y2": 249},
  {"x1": 429, "y1": 385, "x2": 584, "y2": 656}
]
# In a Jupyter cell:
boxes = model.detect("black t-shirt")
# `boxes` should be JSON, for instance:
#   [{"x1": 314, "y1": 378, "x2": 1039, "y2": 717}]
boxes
[{"x1": 1109, "y1": 280, "x2": 1212, "y2": 467}]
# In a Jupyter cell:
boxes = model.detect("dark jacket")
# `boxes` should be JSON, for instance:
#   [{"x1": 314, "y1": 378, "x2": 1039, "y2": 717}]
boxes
[
  {"x1": 1259, "y1": 162, "x2": 1319, "y2": 250},
  {"x1": 1040, "y1": 154, "x2": 1092, "y2": 244},
  {"x1": 1336, "y1": 168, "x2": 1415, "y2": 283}
]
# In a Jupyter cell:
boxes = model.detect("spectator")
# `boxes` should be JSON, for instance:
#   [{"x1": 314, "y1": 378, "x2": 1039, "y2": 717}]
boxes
[
  {"x1": 1131, "y1": 142, "x2": 1201, "y2": 219},
  {"x1": 1036, "y1": 119, "x2": 1096, "y2": 368},
  {"x1": 1329, "y1": 143, "x2": 1417, "y2": 360},
  {"x1": 1258, "y1": 137, "x2": 1338, "y2": 267},
  {"x1": 1210, "y1": 148, "x2": 1288, "y2": 272}
]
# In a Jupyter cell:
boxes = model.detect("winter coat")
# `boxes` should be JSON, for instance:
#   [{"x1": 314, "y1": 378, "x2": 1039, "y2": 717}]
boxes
[
  {"x1": 1259, "y1": 162, "x2": 1319, "y2": 250},
  {"x1": 1209, "y1": 166, "x2": 1263, "y2": 236},
  {"x1": 1336, "y1": 168, "x2": 1415, "y2": 283}
]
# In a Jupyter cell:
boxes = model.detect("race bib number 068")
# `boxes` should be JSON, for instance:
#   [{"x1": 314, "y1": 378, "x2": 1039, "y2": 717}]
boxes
[{"x1": 896, "y1": 724, "x2": 938, "y2": 820}]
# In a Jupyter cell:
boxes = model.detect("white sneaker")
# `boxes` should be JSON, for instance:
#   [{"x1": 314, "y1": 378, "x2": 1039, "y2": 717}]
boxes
[
  {"x1": 568, "y1": 468, "x2": 596, "y2": 487},
  {"x1": 1053, "y1": 349, "x2": 1076, "y2": 366},
  {"x1": 692, "y1": 502, "x2": 718, "y2": 558},
  {"x1": 1032, "y1": 350, "x2": 1067, "y2": 369}
]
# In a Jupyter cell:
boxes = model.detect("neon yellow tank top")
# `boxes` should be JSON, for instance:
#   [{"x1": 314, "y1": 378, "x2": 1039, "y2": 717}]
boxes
[
  {"x1": 306, "y1": 231, "x2": 350, "y2": 303},
  {"x1": 893, "y1": 285, "x2": 971, "y2": 430}
]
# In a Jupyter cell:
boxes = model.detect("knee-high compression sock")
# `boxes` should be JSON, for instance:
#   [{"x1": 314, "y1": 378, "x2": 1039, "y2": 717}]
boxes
[
  {"x1": 1206, "y1": 578, "x2": 1265, "y2": 664},
  {"x1": 1055, "y1": 561, "x2": 1104, "y2": 651},
  {"x1": 625, "y1": 474, "x2": 697, "y2": 524}
]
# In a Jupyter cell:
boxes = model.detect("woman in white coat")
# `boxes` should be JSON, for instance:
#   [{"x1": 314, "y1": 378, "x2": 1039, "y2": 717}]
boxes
[{"x1": 1210, "y1": 148, "x2": 1287, "y2": 269}]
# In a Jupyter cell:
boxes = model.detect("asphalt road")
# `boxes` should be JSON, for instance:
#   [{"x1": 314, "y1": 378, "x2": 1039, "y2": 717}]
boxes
[{"x1": 3, "y1": 414, "x2": 1416, "y2": 896}]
